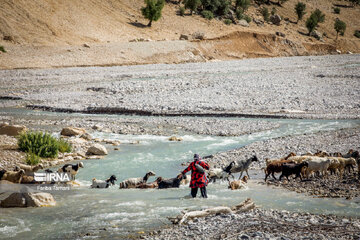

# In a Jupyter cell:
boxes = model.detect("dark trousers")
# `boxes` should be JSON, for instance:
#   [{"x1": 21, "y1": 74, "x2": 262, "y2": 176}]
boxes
[{"x1": 191, "y1": 187, "x2": 207, "y2": 198}]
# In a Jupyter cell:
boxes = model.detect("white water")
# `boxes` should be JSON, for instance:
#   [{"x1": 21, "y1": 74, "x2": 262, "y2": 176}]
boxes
[{"x1": 1, "y1": 117, "x2": 360, "y2": 239}]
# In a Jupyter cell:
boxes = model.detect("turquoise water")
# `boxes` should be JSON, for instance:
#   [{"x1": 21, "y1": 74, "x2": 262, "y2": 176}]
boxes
[{"x1": 0, "y1": 114, "x2": 360, "y2": 239}]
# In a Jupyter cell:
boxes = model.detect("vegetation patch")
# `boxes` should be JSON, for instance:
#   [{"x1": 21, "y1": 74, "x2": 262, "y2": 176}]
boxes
[{"x1": 18, "y1": 131, "x2": 72, "y2": 158}]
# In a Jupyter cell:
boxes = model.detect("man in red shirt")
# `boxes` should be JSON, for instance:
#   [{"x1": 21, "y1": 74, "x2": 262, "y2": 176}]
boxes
[{"x1": 178, "y1": 154, "x2": 210, "y2": 198}]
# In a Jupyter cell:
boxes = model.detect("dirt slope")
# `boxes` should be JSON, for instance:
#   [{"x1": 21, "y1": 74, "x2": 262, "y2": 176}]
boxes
[{"x1": 0, "y1": 0, "x2": 359, "y2": 69}]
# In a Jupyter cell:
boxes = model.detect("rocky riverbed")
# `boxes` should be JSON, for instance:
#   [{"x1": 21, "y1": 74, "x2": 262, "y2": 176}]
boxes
[
  {"x1": 1, "y1": 54, "x2": 359, "y2": 119},
  {"x1": 144, "y1": 207, "x2": 360, "y2": 240}
]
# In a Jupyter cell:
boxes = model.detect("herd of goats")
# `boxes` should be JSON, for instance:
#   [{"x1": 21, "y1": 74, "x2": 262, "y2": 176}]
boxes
[{"x1": 0, "y1": 149, "x2": 359, "y2": 191}]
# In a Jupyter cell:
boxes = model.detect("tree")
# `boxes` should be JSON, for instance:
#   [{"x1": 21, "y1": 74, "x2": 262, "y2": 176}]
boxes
[
  {"x1": 184, "y1": 0, "x2": 201, "y2": 15},
  {"x1": 334, "y1": 18, "x2": 346, "y2": 40},
  {"x1": 200, "y1": 0, "x2": 231, "y2": 16},
  {"x1": 313, "y1": 8, "x2": 325, "y2": 23},
  {"x1": 141, "y1": 0, "x2": 165, "y2": 27},
  {"x1": 305, "y1": 14, "x2": 318, "y2": 35},
  {"x1": 305, "y1": 9, "x2": 325, "y2": 35},
  {"x1": 295, "y1": 2, "x2": 306, "y2": 23}
]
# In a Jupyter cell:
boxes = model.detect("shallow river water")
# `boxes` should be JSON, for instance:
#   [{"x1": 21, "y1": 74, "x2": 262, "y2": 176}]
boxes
[{"x1": 1, "y1": 114, "x2": 360, "y2": 239}]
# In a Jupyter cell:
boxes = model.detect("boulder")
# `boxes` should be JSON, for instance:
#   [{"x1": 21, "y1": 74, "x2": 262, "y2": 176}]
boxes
[
  {"x1": 253, "y1": 18, "x2": 264, "y2": 26},
  {"x1": 310, "y1": 30, "x2": 322, "y2": 40},
  {"x1": 61, "y1": 127, "x2": 86, "y2": 136},
  {"x1": 238, "y1": 20, "x2": 249, "y2": 27},
  {"x1": 0, "y1": 185, "x2": 56, "y2": 208},
  {"x1": 179, "y1": 34, "x2": 189, "y2": 40},
  {"x1": 270, "y1": 14, "x2": 281, "y2": 26},
  {"x1": 86, "y1": 144, "x2": 108, "y2": 155},
  {"x1": 0, "y1": 123, "x2": 27, "y2": 136},
  {"x1": 80, "y1": 133, "x2": 92, "y2": 141}
]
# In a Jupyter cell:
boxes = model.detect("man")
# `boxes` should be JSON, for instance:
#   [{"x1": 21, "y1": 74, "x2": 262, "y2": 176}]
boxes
[{"x1": 178, "y1": 154, "x2": 210, "y2": 198}]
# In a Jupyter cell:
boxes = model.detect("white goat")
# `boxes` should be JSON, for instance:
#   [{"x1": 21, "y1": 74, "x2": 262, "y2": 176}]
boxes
[
  {"x1": 304, "y1": 157, "x2": 331, "y2": 178},
  {"x1": 230, "y1": 155, "x2": 259, "y2": 179},
  {"x1": 91, "y1": 175, "x2": 117, "y2": 188},
  {"x1": 119, "y1": 171, "x2": 156, "y2": 189}
]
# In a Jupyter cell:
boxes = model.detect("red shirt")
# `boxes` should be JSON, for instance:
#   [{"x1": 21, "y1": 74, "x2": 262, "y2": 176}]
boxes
[{"x1": 182, "y1": 159, "x2": 210, "y2": 188}]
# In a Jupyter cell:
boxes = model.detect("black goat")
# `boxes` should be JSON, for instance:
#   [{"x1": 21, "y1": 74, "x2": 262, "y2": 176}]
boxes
[
  {"x1": 158, "y1": 177, "x2": 181, "y2": 189},
  {"x1": 279, "y1": 162, "x2": 308, "y2": 181}
]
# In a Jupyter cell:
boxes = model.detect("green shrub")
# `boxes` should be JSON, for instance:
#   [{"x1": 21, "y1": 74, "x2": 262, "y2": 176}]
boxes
[
  {"x1": 58, "y1": 138, "x2": 72, "y2": 153},
  {"x1": 224, "y1": 19, "x2": 232, "y2": 25},
  {"x1": 0, "y1": 46, "x2": 6, "y2": 53},
  {"x1": 25, "y1": 152, "x2": 41, "y2": 166},
  {"x1": 184, "y1": 0, "x2": 201, "y2": 15},
  {"x1": 236, "y1": 0, "x2": 251, "y2": 12},
  {"x1": 236, "y1": 8, "x2": 244, "y2": 20},
  {"x1": 141, "y1": 0, "x2": 165, "y2": 27},
  {"x1": 244, "y1": 15, "x2": 252, "y2": 23},
  {"x1": 200, "y1": 0, "x2": 231, "y2": 16},
  {"x1": 201, "y1": 10, "x2": 214, "y2": 19},
  {"x1": 295, "y1": 2, "x2": 306, "y2": 23},
  {"x1": 260, "y1": 7, "x2": 270, "y2": 22},
  {"x1": 179, "y1": 6, "x2": 185, "y2": 16},
  {"x1": 333, "y1": 7, "x2": 340, "y2": 14},
  {"x1": 354, "y1": 30, "x2": 360, "y2": 38},
  {"x1": 18, "y1": 131, "x2": 61, "y2": 158}
]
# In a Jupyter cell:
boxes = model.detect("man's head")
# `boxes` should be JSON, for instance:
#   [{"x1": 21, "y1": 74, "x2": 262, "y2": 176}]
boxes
[{"x1": 194, "y1": 154, "x2": 200, "y2": 160}]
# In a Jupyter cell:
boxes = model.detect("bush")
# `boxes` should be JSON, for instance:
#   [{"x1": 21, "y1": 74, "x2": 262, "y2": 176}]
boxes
[
  {"x1": 295, "y1": 2, "x2": 306, "y2": 23},
  {"x1": 141, "y1": 0, "x2": 165, "y2": 27},
  {"x1": 236, "y1": 0, "x2": 251, "y2": 12},
  {"x1": 179, "y1": 6, "x2": 185, "y2": 16},
  {"x1": 244, "y1": 15, "x2": 252, "y2": 23},
  {"x1": 200, "y1": 0, "x2": 231, "y2": 16},
  {"x1": 333, "y1": 7, "x2": 340, "y2": 14},
  {"x1": 25, "y1": 152, "x2": 40, "y2": 166},
  {"x1": 201, "y1": 10, "x2": 214, "y2": 19},
  {"x1": 260, "y1": 7, "x2": 270, "y2": 22},
  {"x1": 354, "y1": 30, "x2": 360, "y2": 38},
  {"x1": 58, "y1": 138, "x2": 72, "y2": 153},
  {"x1": 236, "y1": 8, "x2": 244, "y2": 20},
  {"x1": 224, "y1": 19, "x2": 232, "y2": 25},
  {"x1": 18, "y1": 131, "x2": 71, "y2": 158},
  {"x1": 184, "y1": 0, "x2": 201, "y2": 15},
  {"x1": 334, "y1": 18, "x2": 346, "y2": 39},
  {"x1": 0, "y1": 46, "x2": 5, "y2": 53}
]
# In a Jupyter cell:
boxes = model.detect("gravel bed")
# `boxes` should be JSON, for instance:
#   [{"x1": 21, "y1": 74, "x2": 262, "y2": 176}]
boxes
[
  {"x1": 144, "y1": 207, "x2": 360, "y2": 240},
  {"x1": 0, "y1": 54, "x2": 359, "y2": 119}
]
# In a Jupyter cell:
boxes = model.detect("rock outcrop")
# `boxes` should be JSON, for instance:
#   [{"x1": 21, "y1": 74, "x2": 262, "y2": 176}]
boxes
[
  {"x1": 86, "y1": 143, "x2": 108, "y2": 155},
  {"x1": 60, "y1": 127, "x2": 86, "y2": 136},
  {"x1": 0, "y1": 123, "x2": 27, "y2": 136}
]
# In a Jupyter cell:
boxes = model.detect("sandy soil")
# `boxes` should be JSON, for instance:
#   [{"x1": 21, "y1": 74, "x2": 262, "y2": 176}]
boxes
[{"x1": 0, "y1": 0, "x2": 359, "y2": 69}]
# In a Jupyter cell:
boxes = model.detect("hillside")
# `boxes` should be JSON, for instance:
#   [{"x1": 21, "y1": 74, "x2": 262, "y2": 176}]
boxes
[{"x1": 0, "y1": 0, "x2": 359, "y2": 69}]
